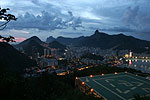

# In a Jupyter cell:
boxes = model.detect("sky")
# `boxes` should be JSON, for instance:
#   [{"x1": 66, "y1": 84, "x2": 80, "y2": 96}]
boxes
[{"x1": 0, "y1": 0, "x2": 150, "y2": 42}]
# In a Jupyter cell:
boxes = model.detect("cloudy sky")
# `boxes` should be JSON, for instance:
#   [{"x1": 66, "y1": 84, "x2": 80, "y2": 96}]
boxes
[{"x1": 0, "y1": 0, "x2": 150, "y2": 41}]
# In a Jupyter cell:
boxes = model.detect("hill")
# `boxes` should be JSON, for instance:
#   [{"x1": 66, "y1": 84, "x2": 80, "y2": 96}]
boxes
[
  {"x1": 15, "y1": 36, "x2": 45, "y2": 56},
  {"x1": 18, "y1": 36, "x2": 43, "y2": 46},
  {"x1": 48, "y1": 41, "x2": 66, "y2": 50},
  {"x1": 0, "y1": 42, "x2": 36, "y2": 73},
  {"x1": 46, "y1": 36, "x2": 85, "y2": 45},
  {"x1": 22, "y1": 40, "x2": 45, "y2": 56}
]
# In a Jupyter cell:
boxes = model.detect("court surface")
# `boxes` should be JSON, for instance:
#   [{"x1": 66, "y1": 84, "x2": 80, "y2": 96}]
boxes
[{"x1": 79, "y1": 73, "x2": 150, "y2": 100}]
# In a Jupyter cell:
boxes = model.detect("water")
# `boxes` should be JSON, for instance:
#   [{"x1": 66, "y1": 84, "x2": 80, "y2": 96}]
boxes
[{"x1": 119, "y1": 59, "x2": 150, "y2": 73}]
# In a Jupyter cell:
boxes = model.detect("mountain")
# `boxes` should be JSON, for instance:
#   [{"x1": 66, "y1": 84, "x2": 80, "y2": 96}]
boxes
[
  {"x1": 15, "y1": 36, "x2": 45, "y2": 56},
  {"x1": 77, "y1": 30, "x2": 150, "y2": 53},
  {"x1": 0, "y1": 42, "x2": 36, "y2": 73},
  {"x1": 22, "y1": 40, "x2": 45, "y2": 56},
  {"x1": 57, "y1": 36, "x2": 85, "y2": 45},
  {"x1": 46, "y1": 36, "x2": 55, "y2": 43},
  {"x1": 46, "y1": 30, "x2": 150, "y2": 53},
  {"x1": 18, "y1": 36, "x2": 43, "y2": 46},
  {"x1": 46, "y1": 36, "x2": 85, "y2": 45},
  {"x1": 48, "y1": 41, "x2": 66, "y2": 50}
]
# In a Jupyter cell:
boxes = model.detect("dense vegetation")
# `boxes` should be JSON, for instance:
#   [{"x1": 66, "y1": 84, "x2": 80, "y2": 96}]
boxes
[
  {"x1": 0, "y1": 42, "x2": 36, "y2": 73},
  {"x1": 0, "y1": 70, "x2": 99, "y2": 100}
]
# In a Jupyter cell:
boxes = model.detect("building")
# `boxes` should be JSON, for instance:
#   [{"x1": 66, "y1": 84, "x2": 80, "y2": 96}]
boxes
[
  {"x1": 75, "y1": 73, "x2": 150, "y2": 100},
  {"x1": 39, "y1": 57, "x2": 58, "y2": 67}
]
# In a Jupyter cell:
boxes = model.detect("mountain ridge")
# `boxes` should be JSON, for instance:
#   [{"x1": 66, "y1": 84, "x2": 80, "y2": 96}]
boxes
[{"x1": 46, "y1": 30, "x2": 150, "y2": 53}]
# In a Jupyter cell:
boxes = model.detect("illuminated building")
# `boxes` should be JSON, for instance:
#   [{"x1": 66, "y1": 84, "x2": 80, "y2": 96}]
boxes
[{"x1": 129, "y1": 52, "x2": 133, "y2": 58}]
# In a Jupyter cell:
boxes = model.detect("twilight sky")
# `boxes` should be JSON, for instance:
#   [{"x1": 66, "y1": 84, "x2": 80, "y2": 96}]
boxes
[{"x1": 0, "y1": 0, "x2": 150, "y2": 41}]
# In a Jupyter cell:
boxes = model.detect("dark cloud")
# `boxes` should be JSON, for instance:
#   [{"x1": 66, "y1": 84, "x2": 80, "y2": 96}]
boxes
[
  {"x1": 7, "y1": 11, "x2": 82, "y2": 30},
  {"x1": 122, "y1": 6, "x2": 139, "y2": 29},
  {"x1": 122, "y1": 5, "x2": 150, "y2": 33},
  {"x1": 101, "y1": 27, "x2": 134, "y2": 32}
]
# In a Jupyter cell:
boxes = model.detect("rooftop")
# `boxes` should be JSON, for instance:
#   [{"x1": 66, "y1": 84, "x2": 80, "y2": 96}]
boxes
[{"x1": 78, "y1": 73, "x2": 150, "y2": 100}]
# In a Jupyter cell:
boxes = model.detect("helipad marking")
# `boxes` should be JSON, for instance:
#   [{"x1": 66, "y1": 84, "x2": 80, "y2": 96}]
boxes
[
  {"x1": 93, "y1": 80, "x2": 126, "y2": 100},
  {"x1": 79, "y1": 73, "x2": 150, "y2": 100},
  {"x1": 142, "y1": 88, "x2": 150, "y2": 93},
  {"x1": 124, "y1": 90, "x2": 130, "y2": 94},
  {"x1": 110, "y1": 83, "x2": 116, "y2": 87},
  {"x1": 116, "y1": 88, "x2": 122, "y2": 93},
  {"x1": 127, "y1": 75, "x2": 150, "y2": 85},
  {"x1": 105, "y1": 79, "x2": 116, "y2": 87},
  {"x1": 94, "y1": 75, "x2": 128, "y2": 80},
  {"x1": 131, "y1": 87, "x2": 136, "y2": 90},
  {"x1": 79, "y1": 78, "x2": 108, "y2": 100},
  {"x1": 118, "y1": 80, "x2": 133, "y2": 87},
  {"x1": 132, "y1": 82, "x2": 144, "y2": 86}
]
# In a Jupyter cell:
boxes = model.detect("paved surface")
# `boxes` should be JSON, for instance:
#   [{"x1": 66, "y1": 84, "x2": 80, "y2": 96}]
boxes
[{"x1": 79, "y1": 73, "x2": 150, "y2": 100}]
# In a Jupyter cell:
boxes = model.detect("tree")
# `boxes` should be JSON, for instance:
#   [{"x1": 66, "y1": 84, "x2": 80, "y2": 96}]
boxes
[{"x1": 0, "y1": 7, "x2": 17, "y2": 42}]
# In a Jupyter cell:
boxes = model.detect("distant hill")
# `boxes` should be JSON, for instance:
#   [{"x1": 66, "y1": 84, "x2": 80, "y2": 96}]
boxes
[
  {"x1": 46, "y1": 36, "x2": 85, "y2": 45},
  {"x1": 22, "y1": 40, "x2": 45, "y2": 56},
  {"x1": 46, "y1": 30, "x2": 150, "y2": 53},
  {"x1": 0, "y1": 42, "x2": 36, "y2": 73},
  {"x1": 15, "y1": 36, "x2": 45, "y2": 56},
  {"x1": 46, "y1": 36, "x2": 55, "y2": 43},
  {"x1": 18, "y1": 36, "x2": 43, "y2": 46},
  {"x1": 48, "y1": 41, "x2": 66, "y2": 50}
]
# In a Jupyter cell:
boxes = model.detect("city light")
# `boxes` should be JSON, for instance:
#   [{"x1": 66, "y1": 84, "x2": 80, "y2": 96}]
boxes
[
  {"x1": 82, "y1": 82, "x2": 85, "y2": 85},
  {"x1": 90, "y1": 88, "x2": 94, "y2": 92},
  {"x1": 101, "y1": 73, "x2": 104, "y2": 76},
  {"x1": 76, "y1": 77, "x2": 78, "y2": 80},
  {"x1": 90, "y1": 75, "x2": 93, "y2": 77}
]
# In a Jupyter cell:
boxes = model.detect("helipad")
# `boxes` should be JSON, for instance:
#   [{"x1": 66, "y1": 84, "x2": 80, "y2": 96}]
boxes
[{"x1": 77, "y1": 73, "x2": 150, "y2": 100}]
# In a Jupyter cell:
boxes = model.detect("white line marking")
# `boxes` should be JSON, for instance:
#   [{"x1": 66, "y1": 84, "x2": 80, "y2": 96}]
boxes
[
  {"x1": 110, "y1": 83, "x2": 116, "y2": 87},
  {"x1": 124, "y1": 90, "x2": 130, "y2": 94},
  {"x1": 118, "y1": 80, "x2": 133, "y2": 87},
  {"x1": 132, "y1": 82, "x2": 144, "y2": 87},
  {"x1": 127, "y1": 75, "x2": 150, "y2": 85},
  {"x1": 116, "y1": 88, "x2": 122, "y2": 93},
  {"x1": 131, "y1": 87, "x2": 136, "y2": 90},
  {"x1": 105, "y1": 80, "x2": 109, "y2": 83},
  {"x1": 94, "y1": 75, "x2": 128, "y2": 81},
  {"x1": 93, "y1": 80, "x2": 126, "y2": 100},
  {"x1": 142, "y1": 88, "x2": 150, "y2": 93}
]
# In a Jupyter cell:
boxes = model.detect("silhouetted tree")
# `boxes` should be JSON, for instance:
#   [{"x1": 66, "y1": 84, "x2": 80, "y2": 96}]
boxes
[{"x1": 0, "y1": 7, "x2": 17, "y2": 42}]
